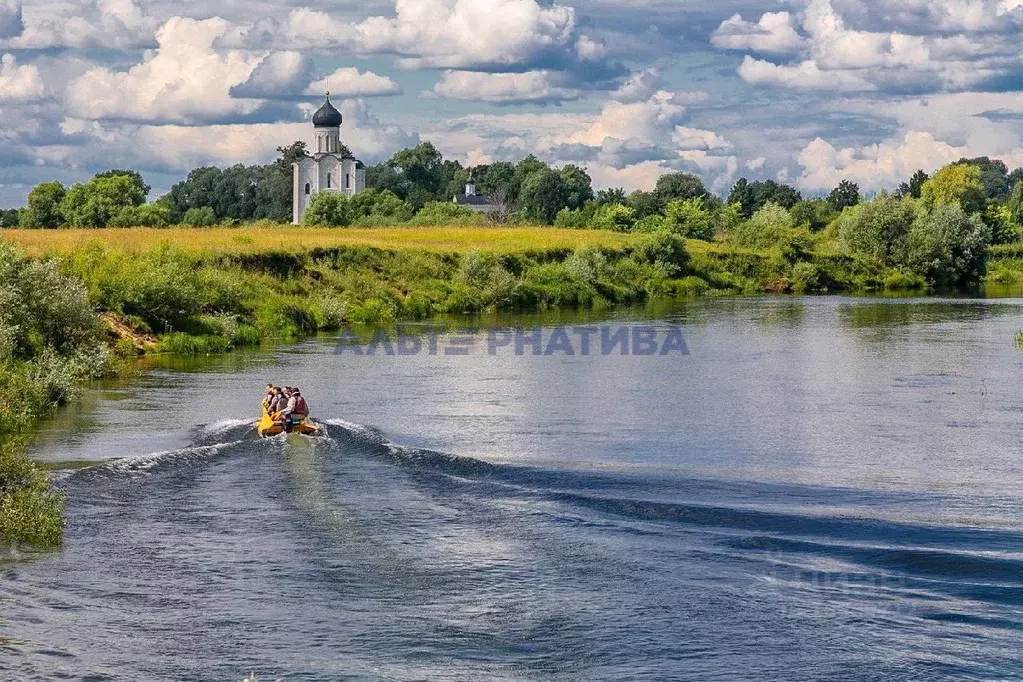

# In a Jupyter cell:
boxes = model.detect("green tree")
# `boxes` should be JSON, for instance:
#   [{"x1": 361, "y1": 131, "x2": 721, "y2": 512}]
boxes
[
  {"x1": 626, "y1": 190, "x2": 661, "y2": 219},
  {"x1": 730, "y1": 202, "x2": 795, "y2": 248},
  {"x1": 59, "y1": 173, "x2": 147, "y2": 227},
  {"x1": 21, "y1": 182, "x2": 67, "y2": 228},
  {"x1": 921, "y1": 163, "x2": 987, "y2": 215},
  {"x1": 983, "y1": 204, "x2": 1021, "y2": 245},
  {"x1": 519, "y1": 168, "x2": 569, "y2": 224},
  {"x1": 0, "y1": 209, "x2": 18, "y2": 227},
  {"x1": 654, "y1": 172, "x2": 709, "y2": 209},
  {"x1": 181, "y1": 206, "x2": 216, "y2": 227},
  {"x1": 791, "y1": 199, "x2": 838, "y2": 232},
  {"x1": 828, "y1": 180, "x2": 861, "y2": 211},
  {"x1": 840, "y1": 194, "x2": 918, "y2": 264},
  {"x1": 728, "y1": 178, "x2": 802, "y2": 218},
  {"x1": 596, "y1": 187, "x2": 627, "y2": 205},
  {"x1": 560, "y1": 165, "x2": 594, "y2": 211},
  {"x1": 94, "y1": 169, "x2": 151, "y2": 199},
  {"x1": 956, "y1": 156, "x2": 1009, "y2": 200},
  {"x1": 274, "y1": 141, "x2": 308, "y2": 173},
  {"x1": 905, "y1": 204, "x2": 990, "y2": 287},
  {"x1": 301, "y1": 192, "x2": 352, "y2": 227},
  {"x1": 896, "y1": 169, "x2": 929, "y2": 199},
  {"x1": 663, "y1": 197, "x2": 714, "y2": 240},
  {"x1": 349, "y1": 189, "x2": 411, "y2": 221},
  {"x1": 632, "y1": 230, "x2": 690, "y2": 277}
]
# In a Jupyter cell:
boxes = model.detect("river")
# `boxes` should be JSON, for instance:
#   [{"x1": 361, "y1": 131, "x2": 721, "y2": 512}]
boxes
[{"x1": 3, "y1": 296, "x2": 1023, "y2": 681}]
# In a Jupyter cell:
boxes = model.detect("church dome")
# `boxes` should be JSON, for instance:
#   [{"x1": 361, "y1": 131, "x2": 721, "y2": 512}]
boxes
[{"x1": 312, "y1": 94, "x2": 342, "y2": 127}]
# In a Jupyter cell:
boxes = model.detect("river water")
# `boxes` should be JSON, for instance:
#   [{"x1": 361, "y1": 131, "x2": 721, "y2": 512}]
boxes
[{"x1": 3, "y1": 296, "x2": 1023, "y2": 681}]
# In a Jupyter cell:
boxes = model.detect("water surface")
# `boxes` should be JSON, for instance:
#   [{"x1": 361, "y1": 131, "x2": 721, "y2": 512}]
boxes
[{"x1": 5, "y1": 297, "x2": 1023, "y2": 680}]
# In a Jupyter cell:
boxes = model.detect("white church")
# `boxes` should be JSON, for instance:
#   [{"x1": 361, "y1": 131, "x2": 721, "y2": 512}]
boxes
[{"x1": 292, "y1": 94, "x2": 366, "y2": 224}]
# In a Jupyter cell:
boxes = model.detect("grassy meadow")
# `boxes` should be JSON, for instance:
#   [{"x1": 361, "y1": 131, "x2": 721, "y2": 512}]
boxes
[{"x1": 2, "y1": 226, "x2": 637, "y2": 258}]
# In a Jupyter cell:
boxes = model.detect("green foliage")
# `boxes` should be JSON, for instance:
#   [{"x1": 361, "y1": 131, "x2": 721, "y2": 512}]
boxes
[
  {"x1": 716, "y1": 202, "x2": 744, "y2": 235},
  {"x1": 730, "y1": 202, "x2": 795, "y2": 249},
  {"x1": 59, "y1": 173, "x2": 147, "y2": 228},
  {"x1": 596, "y1": 187, "x2": 627, "y2": 205},
  {"x1": 592, "y1": 203, "x2": 637, "y2": 232},
  {"x1": 633, "y1": 215, "x2": 667, "y2": 233},
  {"x1": 0, "y1": 208, "x2": 19, "y2": 227},
  {"x1": 632, "y1": 230, "x2": 690, "y2": 277},
  {"x1": 921, "y1": 163, "x2": 987, "y2": 215},
  {"x1": 791, "y1": 199, "x2": 838, "y2": 232},
  {"x1": 626, "y1": 189, "x2": 661, "y2": 219},
  {"x1": 108, "y1": 202, "x2": 172, "y2": 228},
  {"x1": 182, "y1": 206, "x2": 217, "y2": 227},
  {"x1": 0, "y1": 442, "x2": 65, "y2": 546},
  {"x1": 983, "y1": 204, "x2": 1021, "y2": 245},
  {"x1": 905, "y1": 204, "x2": 991, "y2": 288},
  {"x1": 663, "y1": 197, "x2": 714, "y2": 240},
  {"x1": 840, "y1": 194, "x2": 918, "y2": 264},
  {"x1": 653, "y1": 172, "x2": 709, "y2": 208},
  {"x1": 790, "y1": 262, "x2": 823, "y2": 293},
  {"x1": 828, "y1": 180, "x2": 861, "y2": 211},
  {"x1": 158, "y1": 332, "x2": 231, "y2": 355},
  {"x1": 560, "y1": 165, "x2": 594, "y2": 211},
  {"x1": 520, "y1": 168, "x2": 570, "y2": 224},
  {"x1": 349, "y1": 189, "x2": 411, "y2": 222},
  {"x1": 21, "y1": 181, "x2": 67, "y2": 228},
  {"x1": 409, "y1": 201, "x2": 485, "y2": 226},
  {"x1": 957, "y1": 156, "x2": 1009, "y2": 199},
  {"x1": 302, "y1": 192, "x2": 352, "y2": 227},
  {"x1": 728, "y1": 178, "x2": 802, "y2": 218},
  {"x1": 453, "y1": 250, "x2": 517, "y2": 310},
  {"x1": 897, "y1": 170, "x2": 929, "y2": 199}
]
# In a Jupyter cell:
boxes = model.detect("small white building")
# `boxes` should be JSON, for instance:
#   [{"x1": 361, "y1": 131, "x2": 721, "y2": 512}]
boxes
[
  {"x1": 293, "y1": 94, "x2": 366, "y2": 224},
  {"x1": 453, "y1": 176, "x2": 500, "y2": 214}
]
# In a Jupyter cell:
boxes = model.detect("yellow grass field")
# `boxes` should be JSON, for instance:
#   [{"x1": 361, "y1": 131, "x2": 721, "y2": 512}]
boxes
[{"x1": 1, "y1": 226, "x2": 637, "y2": 257}]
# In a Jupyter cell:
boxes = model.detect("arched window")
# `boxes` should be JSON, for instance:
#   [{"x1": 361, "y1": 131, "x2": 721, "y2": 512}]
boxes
[
  {"x1": 304, "y1": 183, "x2": 310, "y2": 195},
  {"x1": 326, "y1": 172, "x2": 331, "y2": 188}
]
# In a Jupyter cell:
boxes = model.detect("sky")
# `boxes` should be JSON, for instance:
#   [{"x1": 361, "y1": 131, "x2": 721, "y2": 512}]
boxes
[{"x1": 2, "y1": 0, "x2": 1023, "y2": 206}]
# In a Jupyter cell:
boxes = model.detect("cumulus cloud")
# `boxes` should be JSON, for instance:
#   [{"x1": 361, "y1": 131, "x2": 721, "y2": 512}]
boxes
[
  {"x1": 711, "y1": 12, "x2": 805, "y2": 54},
  {"x1": 2, "y1": 0, "x2": 157, "y2": 49},
  {"x1": 306, "y1": 67, "x2": 402, "y2": 98},
  {"x1": 354, "y1": 0, "x2": 577, "y2": 70},
  {"x1": 429, "y1": 70, "x2": 580, "y2": 104},
  {"x1": 67, "y1": 17, "x2": 264, "y2": 125},
  {"x1": 738, "y1": 56, "x2": 874, "y2": 91},
  {"x1": 795, "y1": 131, "x2": 967, "y2": 190},
  {"x1": 720, "y1": 0, "x2": 1022, "y2": 94},
  {"x1": 0, "y1": 53, "x2": 44, "y2": 102},
  {"x1": 230, "y1": 52, "x2": 313, "y2": 99}
]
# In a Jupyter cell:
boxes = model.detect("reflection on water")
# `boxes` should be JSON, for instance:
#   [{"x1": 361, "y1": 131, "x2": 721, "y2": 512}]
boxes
[{"x1": 7, "y1": 295, "x2": 1023, "y2": 681}]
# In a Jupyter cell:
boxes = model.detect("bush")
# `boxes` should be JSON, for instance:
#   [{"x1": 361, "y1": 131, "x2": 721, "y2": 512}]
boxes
[
  {"x1": 592, "y1": 203, "x2": 637, "y2": 232},
  {"x1": 302, "y1": 192, "x2": 352, "y2": 227},
  {"x1": 108, "y1": 202, "x2": 171, "y2": 228},
  {"x1": 840, "y1": 194, "x2": 918, "y2": 264},
  {"x1": 664, "y1": 198, "x2": 714, "y2": 240},
  {"x1": 410, "y1": 201, "x2": 486, "y2": 226},
  {"x1": 730, "y1": 202, "x2": 795, "y2": 248},
  {"x1": 791, "y1": 199, "x2": 838, "y2": 232},
  {"x1": 181, "y1": 206, "x2": 217, "y2": 227},
  {"x1": 905, "y1": 204, "x2": 991, "y2": 288},
  {"x1": 790, "y1": 262, "x2": 822, "y2": 293},
  {"x1": 0, "y1": 443, "x2": 65, "y2": 547},
  {"x1": 632, "y1": 230, "x2": 690, "y2": 277}
]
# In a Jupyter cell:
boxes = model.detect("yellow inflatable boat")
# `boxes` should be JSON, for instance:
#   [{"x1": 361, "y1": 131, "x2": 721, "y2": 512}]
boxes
[{"x1": 257, "y1": 408, "x2": 318, "y2": 437}]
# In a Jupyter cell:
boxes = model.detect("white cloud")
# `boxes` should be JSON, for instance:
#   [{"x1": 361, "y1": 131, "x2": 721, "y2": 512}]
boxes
[
  {"x1": 66, "y1": 17, "x2": 264, "y2": 124},
  {"x1": 2, "y1": 0, "x2": 156, "y2": 49},
  {"x1": 355, "y1": 0, "x2": 577, "y2": 70},
  {"x1": 231, "y1": 51, "x2": 312, "y2": 99},
  {"x1": 673, "y1": 126, "x2": 731, "y2": 151},
  {"x1": 306, "y1": 67, "x2": 402, "y2": 98},
  {"x1": 612, "y1": 68, "x2": 662, "y2": 102},
  {"x1": 746, "y1": 156, "x2": 766, "y2": 170},
  {"x1": 738, "y1": 56, "x2": 875, "y2": 91},
  {"x1": 795, "y1": 131, "x2": 967, "y2": 191},
  {"x1": 429, "y1": 70, "x2": 579, "y2": 104},
  {"x1": 711, "y1": 12, "x2": 805, "y2": 54},
  {"x1": 0, "y1": 53, "x2": 44, "y2": 102}
]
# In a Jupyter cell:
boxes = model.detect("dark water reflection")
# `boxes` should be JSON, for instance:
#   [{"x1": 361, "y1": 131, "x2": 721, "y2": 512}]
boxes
[{"x1": 5, "y1": 295, "x2": 1023, "y2": 681}]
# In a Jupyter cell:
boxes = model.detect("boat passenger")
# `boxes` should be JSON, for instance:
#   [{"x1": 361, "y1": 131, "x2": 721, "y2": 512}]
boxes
[
  {"x1": 283, "y1": 388, "x2": 308, "y2": 425},
  {"x1": 262, "y1": 385, "x2": 275, "y2": 412},
  {"x1": 270, "y1": 387, "x2": 287, "y2": 414}
]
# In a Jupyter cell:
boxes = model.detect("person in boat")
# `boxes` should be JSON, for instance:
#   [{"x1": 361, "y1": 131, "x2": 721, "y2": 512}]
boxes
[
  {"x1": 262, "y1": 384, "x2": 275, "y2": 413},
  {"x1": 282, "y1": 388, "x2": 309, "y2": 427},
  {"x1": 269, "y1": 387, "x2": 287, "y2": 416}
]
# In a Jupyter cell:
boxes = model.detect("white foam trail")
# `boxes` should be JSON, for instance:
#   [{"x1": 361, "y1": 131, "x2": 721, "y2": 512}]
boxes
[
  {"x1": 198, "y1": 418, "x2": 256, "y2": 438},
  {"x1": 324, "y1": 418, "x2": 385, "y2": 443},
  {"x1": 100, "y1": 440, "x2": 243, "y2": 475}
]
